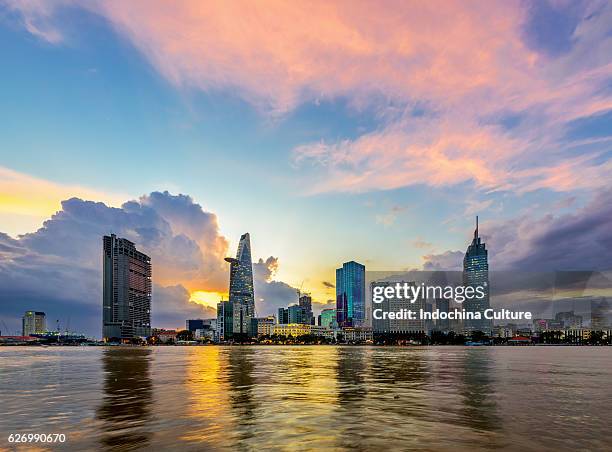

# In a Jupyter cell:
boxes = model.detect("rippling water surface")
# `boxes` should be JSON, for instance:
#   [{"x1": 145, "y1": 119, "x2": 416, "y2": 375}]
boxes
[{"x1": 1, "y1": 346, "x2": 611, "y2": 451}]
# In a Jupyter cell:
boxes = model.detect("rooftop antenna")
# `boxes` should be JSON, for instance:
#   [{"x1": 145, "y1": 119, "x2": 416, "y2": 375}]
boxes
[{"x1": 474, "y1": 215, "x2": 479, "y2": 240}]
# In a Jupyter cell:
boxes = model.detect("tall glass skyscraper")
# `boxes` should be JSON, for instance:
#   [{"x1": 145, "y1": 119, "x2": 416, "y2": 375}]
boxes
[
  {"x1": 221, "y1": 233, "x2": 255, "y2": 338},
  {"x1": 463, "y1": 217, "x2": 492, "y2": 335},
  {"x1": 336, "y1": 261, "x2": 366, "y2": 327},
  {"x1": 225, "y1": 233, "x2": 255, "y2": 315},
  {"x1": 103, "y1": 234, "x2": 152, "y2": 341}
]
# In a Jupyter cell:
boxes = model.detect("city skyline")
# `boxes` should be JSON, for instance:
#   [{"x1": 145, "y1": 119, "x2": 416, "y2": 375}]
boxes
[{"x1": 1, "y1": 1, "x2": 612, "y2": 337}]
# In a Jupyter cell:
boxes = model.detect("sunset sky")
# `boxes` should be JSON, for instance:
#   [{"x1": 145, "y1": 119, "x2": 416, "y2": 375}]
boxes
[{"x1": 1, "y1": 0, "x2": 611, "y2": 336}]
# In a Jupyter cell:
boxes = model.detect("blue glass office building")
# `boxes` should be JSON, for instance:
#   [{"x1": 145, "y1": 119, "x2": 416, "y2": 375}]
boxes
[
  {"x1": 463, "y1": 217, "x2": 492, "y2": 335},
  {"x1": 336, "y1": 261, "x2": 366, "y2": 327}
]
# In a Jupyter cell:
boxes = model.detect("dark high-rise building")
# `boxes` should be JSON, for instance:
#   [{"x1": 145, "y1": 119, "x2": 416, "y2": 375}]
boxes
[
  {"x1": 299, "y1": 294, "x2": 314, "y2": 324},
  {"x1": 463, "y1": 217, "x2": 491, "y2": 335},
  {"x1": 278, "y1": 307, "x2": 289, "y2": 325},
  {"x1": 103, "y1": 234, "x2": 152, "y2": 341},
  {"x1": 336, "y1": 261, "x2": 366, "y2": 327}
]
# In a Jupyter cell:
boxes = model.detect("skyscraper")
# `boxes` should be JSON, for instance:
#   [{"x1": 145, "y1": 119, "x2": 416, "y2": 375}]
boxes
[
  {"x1": 336, "y1": 261, "x2": 366, "y2": 327},
  {"x1": 221, "y1": 233, "x2": 255, "y2": 339},
  {"x1": 463, "y1": 217, "x2": 491, "y2": 335},
  {"x1": 299, "y1": 294, "x2": 314, "y2": 324},
  {"x1": 103, "y1": 234, "x2": 152, "y2": 341},
  {"x1": 225, "y1": 233, "x2": 255, "y2": 316},
  {"x1": 22, "y1": 311, "x2": 46, "y2": 336}
]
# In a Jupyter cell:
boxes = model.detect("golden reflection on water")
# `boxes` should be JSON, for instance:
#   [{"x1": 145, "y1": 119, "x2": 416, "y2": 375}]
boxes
[{"x1": 182, "y1": 346, "x2": 230, "y2": 446}]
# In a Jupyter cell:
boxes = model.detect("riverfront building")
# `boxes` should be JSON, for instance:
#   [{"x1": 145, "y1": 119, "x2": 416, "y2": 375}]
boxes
[
  {"x1": 22, "y1": 311, "x2": 46, "y2": 336},
  {"x1": 336, "y1": 261, "x2": 366, "y2": 327},
  {"x1": 217, "y1": 233, "x2": 256, "y2": 340},
  {"x1": 463, "y1": 217, "x2": 492, "y2": 335},
  {"x1": 319, "y1": 308, "x2": 337, "y2": 328},
  {"x1": 102, "y1": 234, "x2": 152, "y2": 341},
  {"x1": 251, "y1": 316, "x2": 276, "y2": 337},
  {"x1": 299, "y1": 294, "x2": 314, "y2": 325}
]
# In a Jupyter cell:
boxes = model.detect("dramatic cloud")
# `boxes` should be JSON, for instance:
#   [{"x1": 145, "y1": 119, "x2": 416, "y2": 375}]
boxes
[
  {"x1": 422, "y1": 187, "x2": 612, "y2": 272},
  {"x1": 322, "y1": 281, "x2": 335, "y2": 289},
  {"x1": 0, "y1": 192, "x2": 228, "y2": 336},
  {"x1": 489, "y1": 187, "x2": 612, "y2": 272}
]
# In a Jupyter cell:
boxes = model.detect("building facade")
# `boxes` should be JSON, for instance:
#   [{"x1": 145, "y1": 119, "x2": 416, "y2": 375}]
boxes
[
  {"x1": 463, "y1": 217, "x2": 492, "y2": 335},
  {"x1": 225, "y1": 233, "x2": 255, "y2": 315},
  {"x1": 222, "y1": 232, "x2": 255, "y2": 338},
  {"x1": 299, "y1": 294, "x2": 314, "y2": 324},
  {"x1": 278, "y1": 307, "x2": 289, "y2": 324},
  {"x1": 22, "y1": 311, "x2": 46, "y2": 336},
  {"x1": 336, "y1": 261, "x2": 366, "y2": 327},
  {"x1": 103, "y1": 234, "x2": 152, "y2": 341},
  {"x1": 319, "y1": 308, "x2": 337, "y2": 328},
  {"x1": 251, "y1": 316, "x2": 276, "y2": 337}
]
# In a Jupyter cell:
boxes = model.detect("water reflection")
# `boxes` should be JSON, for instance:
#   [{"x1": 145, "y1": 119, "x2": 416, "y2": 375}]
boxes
[
  {"x1": 96, "y1": 348, "x2": 153, "y2": 451},
  {"x1": 459, "y1": 349, "x2": 500, "y2": 432},
  {"x1": 226, "y1": 347, "x2": 257, "y2": 445},
  {"x1": 2, "y1": 346, "x2": 611, "y2": 451},
  {"x1": 336, "y1": 346, "x2": 368, "y2": 404}
]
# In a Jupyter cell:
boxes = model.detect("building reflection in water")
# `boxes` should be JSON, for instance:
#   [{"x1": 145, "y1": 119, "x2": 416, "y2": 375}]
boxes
[
  {"x1": 459, "y1": 349, "x2": 501, "y2": 432},
  {"x1": 336, "y1": 346, "x2": 368, "y2": 405},
  {"x1": 226, "y1": 347, "x2": 257, "y2": 442},
  {"x1": 96, "y1": 348, "x2": 153, "y2": 451}
]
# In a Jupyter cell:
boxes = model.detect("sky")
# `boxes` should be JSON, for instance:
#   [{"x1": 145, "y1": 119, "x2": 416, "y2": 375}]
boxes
[{"x1": 0, "y1": 0, "x2": 611, "y2": 337}]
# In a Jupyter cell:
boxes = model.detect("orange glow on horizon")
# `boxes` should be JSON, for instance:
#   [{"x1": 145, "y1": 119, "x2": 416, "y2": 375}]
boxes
[{"x1": 190, "y1": 290, "x2": 227, "y2": 309}]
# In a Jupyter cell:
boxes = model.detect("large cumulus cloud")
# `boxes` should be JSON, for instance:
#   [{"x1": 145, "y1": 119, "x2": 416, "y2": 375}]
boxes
[{"x1": 0, "y1": 191, "x2": 227, "y2": 337}]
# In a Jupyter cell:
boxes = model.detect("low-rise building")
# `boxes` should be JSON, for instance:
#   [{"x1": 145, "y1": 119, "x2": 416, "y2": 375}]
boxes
[
  {"x1": 152, "y1": 328, "x2": 178, "y2": 343},
  {"x1": 272, "y1": 323, "x2": 313, "y2": 337},
  {"x1": 341, "y1": 327, "x2": 373, "y2": 342},
  {"x1": 251, "y1": 316, "x2": 276, "y2": 337}
]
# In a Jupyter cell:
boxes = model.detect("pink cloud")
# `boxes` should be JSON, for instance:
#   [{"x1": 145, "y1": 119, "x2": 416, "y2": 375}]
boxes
[{"x1": 7, "y1": 0, "x2": 612, "y2": 194}]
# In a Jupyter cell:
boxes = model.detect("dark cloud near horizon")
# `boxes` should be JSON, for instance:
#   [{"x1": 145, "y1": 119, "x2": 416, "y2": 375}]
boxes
[
  {"x1": 322, "y1": 281, "x2": 335, "y2": 289},
  {"x1": 422, "y1": 187, "x2": 612, "y2": 273}
]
